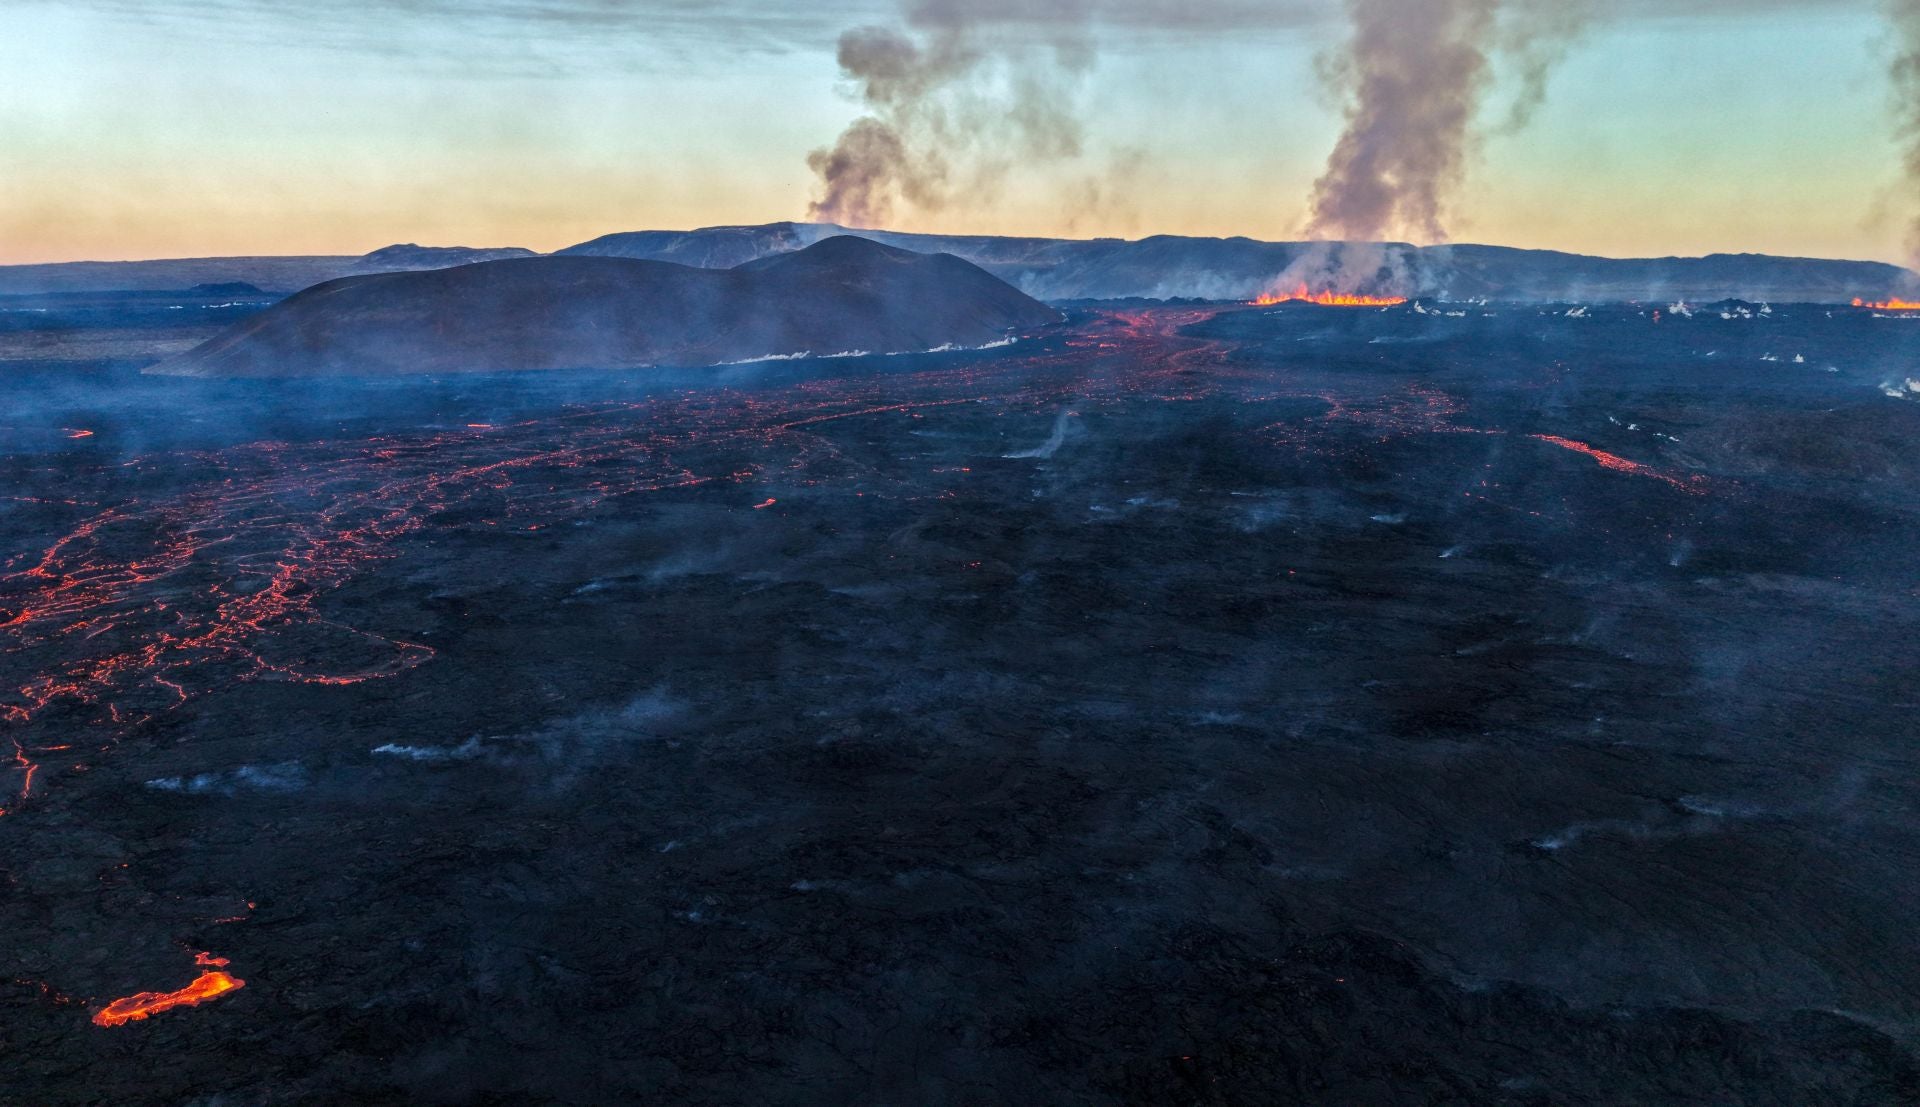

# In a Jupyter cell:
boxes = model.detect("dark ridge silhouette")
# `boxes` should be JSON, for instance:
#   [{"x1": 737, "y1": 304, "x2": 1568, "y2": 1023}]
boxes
[
  {"x1": 147, "y1": 236, "x2": 1059, "y2": 378},
  {"x1": 347, "y1": 243, "x2": 538, "y2": 272},
  {"x1": 559, "y1": 224, "x2": 1919, "y2": 304},
  {"x1": 12, "y1": 223, "x2": 1914, "y2": 304},
  {"x1": 0, "y1": 242, "x2": 534, "y2": 296}
]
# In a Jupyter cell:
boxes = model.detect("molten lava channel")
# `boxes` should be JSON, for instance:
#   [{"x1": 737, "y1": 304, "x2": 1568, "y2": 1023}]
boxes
[
  {"x1": 1253, "y1": 286, "x2": 1408, "y2": 308},
  {"x1": 1530, "y1": 434, "x2": 1705, "y2": 494},
  {"x1": 90, "y1": 956, "x2": 244, "y2": 1028}
]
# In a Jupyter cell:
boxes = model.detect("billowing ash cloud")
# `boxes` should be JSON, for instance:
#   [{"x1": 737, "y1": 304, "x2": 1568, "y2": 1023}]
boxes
[
  {"x1": 1307, "y1": 0, "x2": 1592, "y2": 244},
  {"x1": 1893, "y1": 0, "x2": 1920, "y2": 262},
  {"x1": 1271, "y1": 240, "x2": 1432, "y2": 298},
  {"x1": 808, "y1": 0, "x2": 1094, "y2": 228}
]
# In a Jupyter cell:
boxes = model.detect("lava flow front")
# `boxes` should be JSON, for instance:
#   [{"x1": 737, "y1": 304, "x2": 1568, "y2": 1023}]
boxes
[
  {"x1": 1253, "y1": 286, "x2": 1408, "y2": 308},
  {"x1": 1852, "y1": 297, "x2": 1920, "y2": 311},
  {"x1": 90, "y1": 955, "x2": 244, "y2": 1028}
]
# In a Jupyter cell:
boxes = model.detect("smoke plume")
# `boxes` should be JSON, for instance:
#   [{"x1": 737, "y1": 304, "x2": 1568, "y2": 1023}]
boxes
[
  {"x1": 808, "y1": 1, "x2": 1092, "y2": 228},
  {"x1": 1267, "y1": 241, "x2": 1420, "y2": 298},
  {"x1": 1306, "y1": 0, "x2": 1591, "y2": 244},
  {"x1": 1496, "y1": 0, "x2": 1594, "y2": 133},
  {"x1": 1893, "y1": 0, "x2": 1920, "y2": 262}
]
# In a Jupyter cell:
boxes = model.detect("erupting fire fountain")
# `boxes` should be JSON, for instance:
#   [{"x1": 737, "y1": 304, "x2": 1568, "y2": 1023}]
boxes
[{"x1": 1252, "y1": 286, "x2": 1408, "y2": 308}]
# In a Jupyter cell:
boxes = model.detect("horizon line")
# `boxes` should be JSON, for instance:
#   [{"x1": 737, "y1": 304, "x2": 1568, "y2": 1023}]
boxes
[{"x1": 3, "y1": 220, "x2": 1914, "y2": 275}]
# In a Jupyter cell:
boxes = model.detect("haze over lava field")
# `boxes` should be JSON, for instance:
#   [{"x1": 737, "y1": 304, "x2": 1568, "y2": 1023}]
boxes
[{"x1": 5, "y1": 296, "x2": 1920, "y2": 1103}]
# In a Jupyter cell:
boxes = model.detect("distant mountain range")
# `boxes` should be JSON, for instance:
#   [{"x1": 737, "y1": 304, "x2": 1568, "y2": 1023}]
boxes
[
  {"x1": 565, "y1": 224, "x2": 1918, "y2": 305},
  {"x1": 0, "y1": 244, "x2": 532, "y2": 297},
  {"x1": 7, "y1": 223, "x2": 1914, "y2": 304},
  {"x1": 149, "y1": 237, "x2": 1059, "y2": 378},
  {"x1": 348, "y1": 243, "x2": 537, "y2": 272}
]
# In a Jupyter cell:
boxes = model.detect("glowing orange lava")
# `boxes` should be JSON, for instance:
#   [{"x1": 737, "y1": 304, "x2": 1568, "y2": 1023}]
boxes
[
  {"x1": 1852, "y1": 297, "x2": 1920, "y2": 311},
  {"x1": 1530, "y1": 434, "x2": 1705, "y2": 494},
  {"x1": 1253, "y1": 286, "x2": 1408, "y2": 308},
  {"x1": 0, "y1": 305, "x2": 1409, "y2": 816},
  {"x1": 91, "y1": 958, "x2": 244, "y2": 1027}
]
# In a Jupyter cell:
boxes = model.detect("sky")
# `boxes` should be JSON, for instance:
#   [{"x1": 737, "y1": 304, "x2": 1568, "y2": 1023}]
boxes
[{"x1": 1, "y1": 0, "x2": 1911, "y2": 265}]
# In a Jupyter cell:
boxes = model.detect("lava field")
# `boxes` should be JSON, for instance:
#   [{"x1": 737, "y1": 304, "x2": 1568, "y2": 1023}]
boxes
[{"x1": 4, "y1": 300, "x2": 1920, "y2": 1104}]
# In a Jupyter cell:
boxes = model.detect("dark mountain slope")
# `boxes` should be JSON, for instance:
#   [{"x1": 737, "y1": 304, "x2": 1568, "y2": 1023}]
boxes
[
  {"x1": 148, "y1": 236, "x2": 1059, "y2": 377},
  {"x1": 558, "y1": 222, "x2": 820, "y2": 269}
]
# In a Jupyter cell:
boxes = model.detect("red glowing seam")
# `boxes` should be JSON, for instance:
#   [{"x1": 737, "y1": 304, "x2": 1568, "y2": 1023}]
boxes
[
  {"x1": 12, "y1": 978, "x2": 81, "y2": 1006},
  {"x1": 10, "y1": 741, "x2": 36, "y2": 801},
  {"x1": 212, "y1": 900, "x2": 257, "y2": 925}
]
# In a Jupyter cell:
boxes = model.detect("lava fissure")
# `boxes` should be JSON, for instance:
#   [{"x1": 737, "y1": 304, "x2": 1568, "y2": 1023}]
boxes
[
  {"x1": 1253, "y1": 287, "x2": 1409, "y2": 308},
  {"x1": 1529, "y1": 434, "x2": 1706, "y2": 494}
]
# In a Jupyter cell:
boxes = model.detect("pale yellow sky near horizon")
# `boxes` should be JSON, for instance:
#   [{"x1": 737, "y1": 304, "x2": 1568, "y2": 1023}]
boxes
[{"x1": 2, "y1": 1, "x2": 1912, "y2": 268}]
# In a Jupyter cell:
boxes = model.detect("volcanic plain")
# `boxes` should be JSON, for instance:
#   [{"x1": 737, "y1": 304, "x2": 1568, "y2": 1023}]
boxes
[{"x1": 4, "y1": 292, "x2": 1920, "y2": 1104}]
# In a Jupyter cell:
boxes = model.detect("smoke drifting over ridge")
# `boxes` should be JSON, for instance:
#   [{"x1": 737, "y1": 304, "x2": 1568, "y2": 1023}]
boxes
[
  {"x1": 1893, "y1": 0, "x2": 1920, "y2": 263},
  {"x1": 808, "y1": 1, "x2": 1093, "y2": 228},
  {"x1": 1307, "y1": 0, "x2": 1592, "y2": 244}
]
